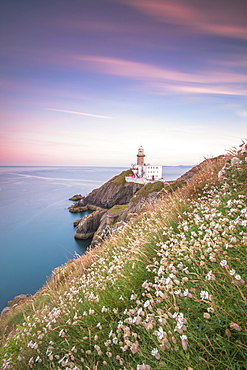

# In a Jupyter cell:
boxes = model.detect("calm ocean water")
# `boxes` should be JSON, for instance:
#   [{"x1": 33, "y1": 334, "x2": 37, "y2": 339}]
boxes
[{"x1": 0, "y1": 165, "x2": 192, "y2": 311}]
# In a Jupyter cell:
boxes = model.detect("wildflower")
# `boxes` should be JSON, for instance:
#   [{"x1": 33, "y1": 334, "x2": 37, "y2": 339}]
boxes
[
  {"x1": 180, "y1": 334, "x2": 188, "y2": 350},
  {"x1": 235, "y1": 274, "x2": 242, "y2": 280},
  {"x1": 230, "y1": 269, "x2": 236, "y2": 275},
  {"x1": 151, "y1": 347, "x2": 160, "y2": 359},
  {"x1": 157, "y1": 326, "x2": 165, "y2": 340},
  {"x1": 229, "y1": 322, "x2": 242, "y2": 331},
  {"x1": 206, "y1": 270, "x2": 216, "y2": 281},
  {"x1": 59, "y1": 329, "x2": 65, "y2": 337},
  {"x1": 220, "y1": 260, "x2": 228, "y2": 267},
  {"x1": 35, "y1": 356, "x2": 41, "y2": 363},
  {"x1": 200, "y1": 290, "x2": 209, "y2": 300},
  {"x1": 96, "y1": 322, "x2": 102, "y2": 329},
  {"x1": 183, "y1": 289, "x2": 188, "y2": 296},
  {"x1": 144, "y1": 300, "x2": 150, "y2": 308},
  {"x1": 130, "y1": 341, "x2": 139, "y2": 354},
  {"x1": 137, "y1": 365, "x2": 151, "y2": 370},
  {"x1": 112, "y1": 337, "x2": 118, "y2": 344},
  {"x1": 207, "y1": 307, "x2": 214, "y2": 313}
]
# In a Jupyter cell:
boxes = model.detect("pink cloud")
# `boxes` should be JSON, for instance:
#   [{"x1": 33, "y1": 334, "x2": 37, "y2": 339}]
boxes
[
  {"x1": 163, "y1": 84, "x2": 247, "y2": 96},
  {"x1": 120, "y1": 0, "x2": 247, "y2": 40},
  {"x1": 75, "y1": 55, "x2": 247, "y2": 86}
]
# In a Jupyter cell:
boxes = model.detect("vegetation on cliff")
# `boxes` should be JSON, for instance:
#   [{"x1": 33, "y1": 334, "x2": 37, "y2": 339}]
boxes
[
  {"x1": 69, "y1": 169, "x2": 141, "y2": 211},
  {"x1": 112, "y1": 169, "x2": 133, "y2": 186},
  {"x1": 0, "y1": 143, "x2": 247, "y2": 369}
]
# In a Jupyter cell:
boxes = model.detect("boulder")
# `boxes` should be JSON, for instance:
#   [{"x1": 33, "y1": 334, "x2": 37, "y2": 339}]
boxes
[
  {"x1": 69, "y1": 194, "x2": 84, "y2": 201},
  {"x1": 74, "y1": 209, "x2": 107, "y2": 240}
]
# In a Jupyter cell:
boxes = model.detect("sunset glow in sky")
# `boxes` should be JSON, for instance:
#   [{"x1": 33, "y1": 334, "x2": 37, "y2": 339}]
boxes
[{"x1": 1, "y1": 0, "x2": 247, "y2": 166}]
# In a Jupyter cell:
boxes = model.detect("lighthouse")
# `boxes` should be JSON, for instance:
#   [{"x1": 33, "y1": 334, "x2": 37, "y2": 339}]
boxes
[
  {"x1": 137, "y1": 146, "x2": 145, "y2": 166},
  {"x1": 125, "y1": 146, "x2": 163, "y2": 184}
]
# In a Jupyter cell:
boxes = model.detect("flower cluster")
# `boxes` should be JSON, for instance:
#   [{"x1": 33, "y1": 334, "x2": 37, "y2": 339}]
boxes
[{"x1": 1, "y1": 147, "x2": 246, "y2": 370}]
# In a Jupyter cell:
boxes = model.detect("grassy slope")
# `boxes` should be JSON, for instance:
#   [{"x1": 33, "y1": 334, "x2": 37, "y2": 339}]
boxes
[{"x1": 1, "y1": 148, "x2": 247, "y2": 370}]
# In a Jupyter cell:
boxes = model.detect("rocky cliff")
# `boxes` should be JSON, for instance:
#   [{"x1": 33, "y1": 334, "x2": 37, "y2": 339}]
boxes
[
  {"x1": 70, "y1": 170, "x2": 166, "y2": 245},
  {"x1": 68, "y1": 169, "x2": 142, "y2": 212},
  {"x1": 70, "y1": 158, "x2": 223, "y2": 246}
]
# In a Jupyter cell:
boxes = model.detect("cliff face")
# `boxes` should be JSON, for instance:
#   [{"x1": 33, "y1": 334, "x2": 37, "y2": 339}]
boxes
[
  {"x1": 74, "y1": 209, "x2": 107, "y2": 240},
  {"x1": 69, "y1": 170, "x2": 142, "y2": 212},
  {"x1": 70, "y1": 160, "x2": 222, "y2": 246},
  {"x1": 83, "y1": 180, "x2": 142, "y2": 208}
]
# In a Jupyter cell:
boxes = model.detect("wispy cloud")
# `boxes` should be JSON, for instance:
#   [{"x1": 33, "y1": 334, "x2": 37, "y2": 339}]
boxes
[
  {"x1": 46, "y1": 108, "x2": 114, "y2": 119},
  {"x1": 157, "y1": 84, "x2": 247, "y2": 97},
  {"x1": 75, "y1": 55, "x2": 247, "y2": 97},
  {"x1": 76, "y1": 55, "x2": 247, "y2": 84},
  {"x1": 121, "y1": 0, "x2": 247, "y2": 40}
]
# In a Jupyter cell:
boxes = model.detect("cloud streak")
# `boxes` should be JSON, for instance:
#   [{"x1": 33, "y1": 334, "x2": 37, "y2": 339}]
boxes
[
  {"x1": 46, "y1": 108, "x2": 114, "y2": 119},
  {"x1": 75, "y1": 55, "x2": 247, "y2": 96},
  {"x1": 121, "y1": 0, "x2": 247, "y2": 40}
]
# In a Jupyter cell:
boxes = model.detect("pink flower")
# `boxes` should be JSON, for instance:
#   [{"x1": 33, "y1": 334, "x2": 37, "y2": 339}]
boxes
[
  {"x1": 180, "y1": 334, "x2": 188, "y2": 350},
  {"x1": 229, "y1": 322, "x2": 242, "y2": 331},
  {"x1": 130, "y1": 341, "x2": 139, "y2": 354}
]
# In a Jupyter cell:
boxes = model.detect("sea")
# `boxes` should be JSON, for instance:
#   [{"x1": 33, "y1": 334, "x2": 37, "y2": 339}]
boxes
[{"x1": 0, "y1": 165, "x2": 193, "y2": 311}]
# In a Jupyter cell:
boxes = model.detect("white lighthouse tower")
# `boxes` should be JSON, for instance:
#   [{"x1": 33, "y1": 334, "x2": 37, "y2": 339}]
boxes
[{"x1": 137, "y1": 146, "x2": 145, "y2": 166}]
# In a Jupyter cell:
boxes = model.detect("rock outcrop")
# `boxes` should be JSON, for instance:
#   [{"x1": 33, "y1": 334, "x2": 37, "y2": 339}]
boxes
[
  {"x1": 68, "y1": 170, "x2": 142, "y2": 213},
  {"x1": 69, "y1": 194, "x2": 83, "y2": 201},
  {"x1": 74, "y1": 209, "x2": 107, "y2": 240},
  {"x1": 72, "y1": 180, "x2": 165, "y2": 247},
  {"x1": 71, "y1": 160, "x2": 222, "y2": 247},
  {"x1": 1, "y1": 294, "x2": 32, "y2": 317}
]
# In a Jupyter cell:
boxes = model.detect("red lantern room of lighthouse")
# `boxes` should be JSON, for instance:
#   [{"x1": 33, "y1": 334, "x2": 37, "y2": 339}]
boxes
[{"x1": 137, "y1": 146, "x2": 145, "y2": 166}]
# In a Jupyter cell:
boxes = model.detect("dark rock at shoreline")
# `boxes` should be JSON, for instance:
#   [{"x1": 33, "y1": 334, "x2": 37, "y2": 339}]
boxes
[
  {"x1": 69, "y1": 170, "x2": 142, "y2": 213},
  {"x1": 1, "y1": 294, "x2": 32, "y2": 317},
  {"x1": 71, "y1": 159, "x2": 222, "y2": 246},
  {"x1": 69, "y1": 194, "x2": 84, "y2": 201},
  {"x1": 74, "y1": 209, "x2": 107, "y2": 240}
]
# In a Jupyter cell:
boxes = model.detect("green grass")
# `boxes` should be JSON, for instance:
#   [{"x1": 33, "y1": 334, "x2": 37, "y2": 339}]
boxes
[
  {"x1": 112, "y1": 169, "x2": 133, "y2": 185},
  {"x1": 108, "y1": 204, "x2": 129, "y2": 216},
  {"x1": 130, "y1": 181, "x2": 164, "y2": 205},
  {"x1": 1, "y1": 145, "x2": 247, "y2": 369}
]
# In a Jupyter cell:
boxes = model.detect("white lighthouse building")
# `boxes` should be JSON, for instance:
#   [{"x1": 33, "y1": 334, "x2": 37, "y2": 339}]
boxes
[{"x1": 126, "y1": 146, "x2": 163, "y2": 184}]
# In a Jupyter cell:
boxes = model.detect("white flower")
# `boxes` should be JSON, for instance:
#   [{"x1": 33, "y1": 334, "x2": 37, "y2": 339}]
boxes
[
  {"x1": 235, "y1": 274, "x2": 242, "y2": 280},
  {"x1": 206, "y1": 270, "x2": 215, "y2": 281},
  {"x1": 151, "y1": 348, "x2": 159, "y2": 356},
  {"x1": 200, "y1": 290, "x2": 209, "y2": 300},
  {"x1": 220, "y1": 260, "x2": 227, "y2": 267},
  {"x1": 144, "y1": 300, "x2": 150, "y2": 308},
  {"x1": 230, "y1": 269, "x2": 236, "y2": 276},
  {"x1": 157, "y1": 327, "x2": 164, "y2": 340},
  {"x1": 183, "y1": 289, "x2": 188, "y2": 296},
  {"x1": 180, "y1": 334, "x2": 187, "y2": 340}
]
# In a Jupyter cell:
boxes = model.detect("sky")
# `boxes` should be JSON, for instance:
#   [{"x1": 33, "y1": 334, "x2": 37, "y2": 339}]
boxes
[{"x1": 0, "y1": 0, "x2": 247, "y2": 167}]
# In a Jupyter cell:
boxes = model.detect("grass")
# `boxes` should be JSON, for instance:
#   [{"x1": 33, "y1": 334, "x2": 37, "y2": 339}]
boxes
[
  {"x1": 130, "y1": 181, "x2": 164, "y2": 205},
  {"x1": 108, "y1": 204, "x2": 129, "y2": 216},
  {"x1": 112, "y1": 170, "x2": 134, "y2": 186},
  {"x1": 0, "y1": 144, "x2": 247, "y2": 369}
]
